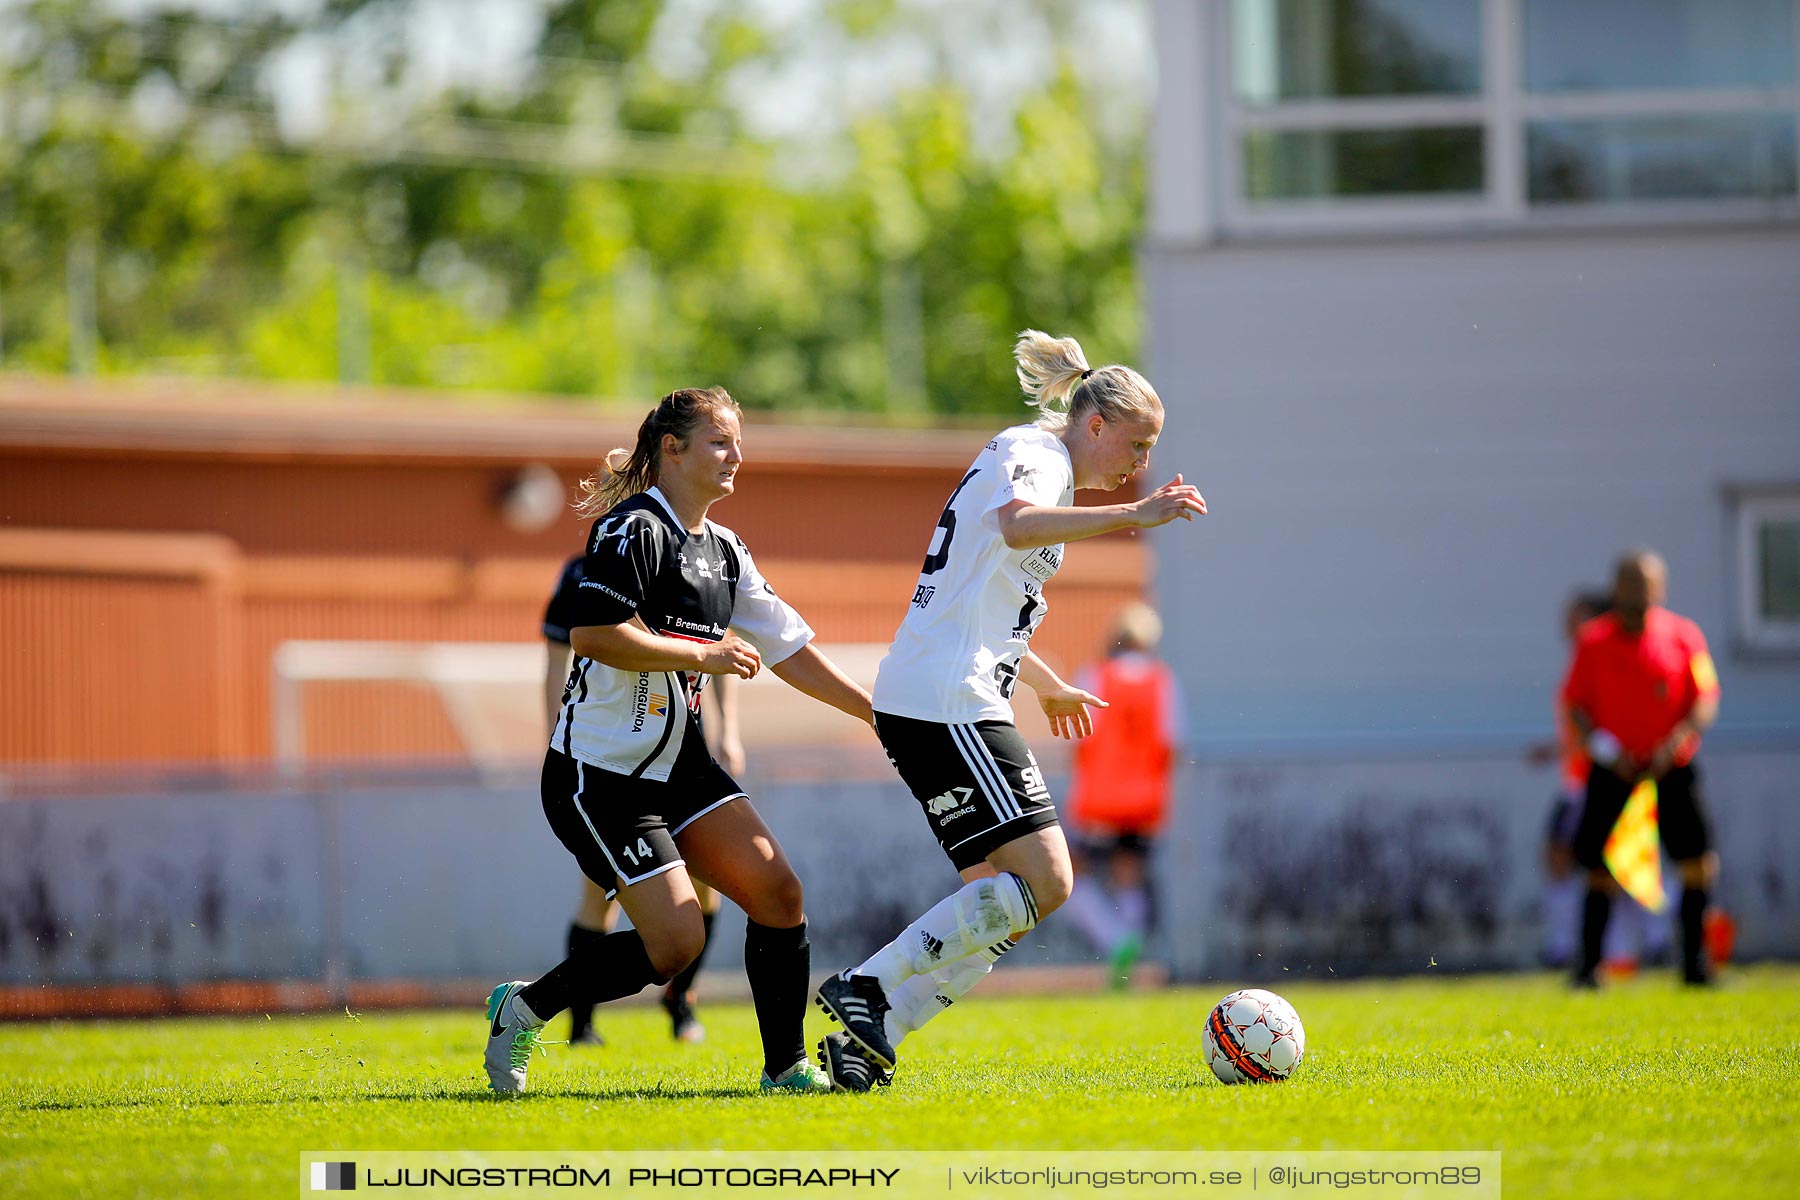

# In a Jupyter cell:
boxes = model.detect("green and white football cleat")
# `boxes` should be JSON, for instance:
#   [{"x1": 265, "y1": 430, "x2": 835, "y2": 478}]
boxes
[
  {"x1": 759, "y1": 1059, "x2": 832, "y2": 1093},
  {"x1": 484, "y1": 981, "x2": 549, "y2": 1094}
]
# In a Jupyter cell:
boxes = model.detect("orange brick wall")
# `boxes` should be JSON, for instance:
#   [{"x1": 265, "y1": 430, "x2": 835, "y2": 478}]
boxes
[{"x1": 0, "y1": 443, "x2": 1146, "y2": 769}]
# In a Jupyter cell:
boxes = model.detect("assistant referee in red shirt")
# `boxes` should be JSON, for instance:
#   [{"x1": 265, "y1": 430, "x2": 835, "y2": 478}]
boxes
[{"x1": 1561, "y1": 550, "x2": 1721, "y2": 987}]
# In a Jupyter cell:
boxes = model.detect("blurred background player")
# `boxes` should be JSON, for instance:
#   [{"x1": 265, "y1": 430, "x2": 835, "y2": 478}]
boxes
[
  {"x1": 1531, "y1": 589, "x2": 1667, "y2": 972},
  {"x1": 813, "y1": 330, "x2": 1206, "y2": 1092},
  {"x1": 543, "y1": 552, "x2": 738, "y2": 1045},
  {"x1": 1059, "y1": 602, "x2": 1184, "y2": 987},
  {"x1": 1563, "y1": 550, "x2": 1721, "y2": 988}
]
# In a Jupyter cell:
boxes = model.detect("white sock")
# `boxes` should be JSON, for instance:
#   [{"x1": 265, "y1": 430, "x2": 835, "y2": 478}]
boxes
[
  {"x1": 884, "y1": 940, "x2": 1015, "y2": 1047},
  {"x1": 856, "y1": 873, "x2": 1037, "y2": 992}
]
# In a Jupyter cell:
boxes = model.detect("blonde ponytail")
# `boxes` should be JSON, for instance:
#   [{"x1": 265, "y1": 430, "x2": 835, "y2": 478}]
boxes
[
  {"x1": 1013, "y1": 329, "x2": 1162, "y2": 434},
  {"x1": 1013, "y1": 330, "x2": 1090, "y2": 431}
]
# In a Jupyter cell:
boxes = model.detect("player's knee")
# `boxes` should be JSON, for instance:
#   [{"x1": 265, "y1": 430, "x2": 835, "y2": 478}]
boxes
[
  {"x1": 748, "y1": 868, "x2": 805, "y2": 928},
  {"x1": 1026, "y1": 860, "x2": 1075, "y2": 918},
  {"x1": 646, "y1": 931, "x2": 704, "y2": 982}
]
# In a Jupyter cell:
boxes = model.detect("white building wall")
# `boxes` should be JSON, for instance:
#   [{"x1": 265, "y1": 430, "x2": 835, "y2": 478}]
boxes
[{"x1": 1145, "y1": 227, "x2": 1800, "y2": 756}]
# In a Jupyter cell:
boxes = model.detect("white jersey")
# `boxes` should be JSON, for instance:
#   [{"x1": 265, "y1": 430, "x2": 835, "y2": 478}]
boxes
[{"x1": 874, "y1": 424, "x2": 1073, "y2": 723}]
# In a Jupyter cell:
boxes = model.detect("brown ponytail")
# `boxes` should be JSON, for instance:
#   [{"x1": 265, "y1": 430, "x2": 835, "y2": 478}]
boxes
[{"x1": 574, "y1": 387, "x2": 740, "y2": 519}]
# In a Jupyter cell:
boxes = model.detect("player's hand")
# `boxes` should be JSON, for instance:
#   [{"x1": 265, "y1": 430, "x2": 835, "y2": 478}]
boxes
[
  {"x1": 1037, "y1": 684, "x2": 1108, "y2": 739},
  {"x1": 1129, "y1": 474, "x2": 1207, "y2": 528},
  {"x1": 1646, "y1": 741, "x2": 1678, "y2": 780},
  {"x1": 700, "y1": 634, "x2": 761, "y2": 679}
]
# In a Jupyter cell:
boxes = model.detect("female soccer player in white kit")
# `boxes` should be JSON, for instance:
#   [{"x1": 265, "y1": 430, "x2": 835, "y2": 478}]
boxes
[{"x1": 814, "y1": 331, "x2": 1206, "y2": 1091}]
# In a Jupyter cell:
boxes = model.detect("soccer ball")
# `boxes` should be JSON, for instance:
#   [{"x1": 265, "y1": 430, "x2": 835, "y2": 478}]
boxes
[{"x1": 1201, "y1": 988, "x2": 1305, "y2": 1084}]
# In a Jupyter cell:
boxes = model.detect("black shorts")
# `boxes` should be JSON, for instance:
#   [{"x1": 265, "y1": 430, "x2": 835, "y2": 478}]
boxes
[
  {"x1": 1572, "y1": 760, "x2": 1713, "y2": 871},
  {"x1": 1073, "y1": 831, "x2": 1155, "y2": 863},
  {"x1": 541, "y1": 734, "x2": 745, "y2": 899},
  {"x1": 873, "y1": 711, "x2": 1061, "y2": 871},
  {"x1": 1546, "y1": 793, "x2": 1582, "y2": 848}
]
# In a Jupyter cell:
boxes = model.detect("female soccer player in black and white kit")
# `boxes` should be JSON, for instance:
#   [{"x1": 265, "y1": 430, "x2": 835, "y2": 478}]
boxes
[
  {"x1": 814, "y1": 331, "x2": 1205, "y2": 1092},
  {"x1": 485, "y1": 387, "x2": 873, "y2": 1095}
]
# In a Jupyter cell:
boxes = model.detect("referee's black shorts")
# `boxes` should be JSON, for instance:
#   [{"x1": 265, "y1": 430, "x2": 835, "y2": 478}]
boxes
[{"x1": 1572, "y1": 760, "x2": 1712, "y2": 871}]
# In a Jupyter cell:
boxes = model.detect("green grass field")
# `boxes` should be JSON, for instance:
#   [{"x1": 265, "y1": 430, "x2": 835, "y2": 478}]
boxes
[{"x1": 5, "y1": 967, "x2": 1798, "y2": 1199}]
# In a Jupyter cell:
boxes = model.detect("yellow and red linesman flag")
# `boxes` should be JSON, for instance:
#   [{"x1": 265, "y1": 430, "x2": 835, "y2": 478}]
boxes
[{"x1": 1604, "y1": 778, "x2": 1667, "y2": 913}]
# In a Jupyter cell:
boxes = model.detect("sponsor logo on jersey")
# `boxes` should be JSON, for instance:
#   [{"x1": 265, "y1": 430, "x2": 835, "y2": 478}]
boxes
[
  {"x1": 911, "y1": 584, "x2": 936, "y2": 609},
  {"x1": 647, "y1": 693, "x2": 668, "y2": 718},
  {"x1": 631, "y1": 673, "x2": 652, "y2": 733},
  {"x1": 1011, "y1": 463, "x2": 1040, "y2": 487},
  {"x1": 920, "y1": 931, "x2": 945, "y2": 962},
  {"x1": 924, "y1": 785, "x2": 976, "y2": 820},
  {"x1": 670, "y1": 616, "x2": 727, "y2": 636},
  {"x1": 1021, "y1": 544, "x2": 1062, "y2": 583},
  {"x1": 678, "y1": 549, "x2": 726, "y2": 580},
  {"x1": 578, "y1": 578, "x2": 636, "y2": 606}
]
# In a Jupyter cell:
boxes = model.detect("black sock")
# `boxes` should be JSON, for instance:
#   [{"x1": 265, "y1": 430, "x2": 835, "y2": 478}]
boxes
[
  {"x1": 744, "y1": 919, "x2": 809, "y2": 1080},
  {"x1": 666, "y1": 910, "x2": 716, "y2": 1000},
  {"x1": 1680, "y1": 887, "x2": 1710, "y2": 977},
  {"x1": 521, "y1": 929, "x2": 664, "y2": 1021},
  {"x1": 565, "y1": 923, "x2": 611, "y2": 1034},
  {"x1": 1578, "y1": 888, "x2": 1611, "y2": 977}
]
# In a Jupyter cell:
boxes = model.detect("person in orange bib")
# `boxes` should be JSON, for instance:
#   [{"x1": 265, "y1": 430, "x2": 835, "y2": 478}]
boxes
[
  {"x1": 1562, "y1": 550, "x2": 1721, "y2": 987},
  {"x1": 1061, "y1": 603, "x2": 1185, "y2": 985}
]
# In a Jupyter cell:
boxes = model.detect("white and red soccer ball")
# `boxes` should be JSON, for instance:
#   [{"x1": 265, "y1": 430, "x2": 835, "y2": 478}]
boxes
[{"x1": 1201, "y1": 988, "x2": 1306, "y2": 1084}]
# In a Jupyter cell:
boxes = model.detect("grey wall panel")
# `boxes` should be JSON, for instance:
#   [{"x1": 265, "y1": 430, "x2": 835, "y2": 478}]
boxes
[
  {"x1": 5, "y1": 746, "x2": 1795, "y2": 990},
  {"x1": 1163, "y1": 750, "x2": 1800, "y2": 979},
  {"x1": 1144, "y1": 228, "x2": 1800, "y2": 754},
  {"x1": 0, "y1": 793, "x2": 325, "y2": 984}
]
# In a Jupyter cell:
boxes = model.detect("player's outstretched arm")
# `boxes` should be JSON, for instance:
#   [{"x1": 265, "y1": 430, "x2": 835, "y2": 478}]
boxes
[
  {"x1": 769, "y1": 643, "x2": 874, "y2": 724},
  {"x1": 572, "y1": 620, "x2": 761, "y2": 678},
  {"x1": 996, "y1": 475, "x2": 1207, "y2": 550},
  {"x1": 1019, "y1": 650, "x2": 1108, "y2": 740}
]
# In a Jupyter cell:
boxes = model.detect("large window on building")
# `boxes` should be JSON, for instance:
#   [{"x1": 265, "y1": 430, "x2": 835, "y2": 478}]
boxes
[
  {"x1": 1244, "y1": 126, "x2": 1485, "y2": 198},
  {"x1": 1523, "y1": 0, "x2": 1795, "y2": 92},
  {"x1": 1736, "y1": 491, "x2": 1800, "y2": 653},
  {"x1": 1529, "y1": 113, "x2": 1798, "y2": 202},
  {"x1": 1235, "y1": 0, "x2": 1484, "y2": 102},
  {"x1": 1215, "y1": 0, "x2": 1800, "y2": 233}
]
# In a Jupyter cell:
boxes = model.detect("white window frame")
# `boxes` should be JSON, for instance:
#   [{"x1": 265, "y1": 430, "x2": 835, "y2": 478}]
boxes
[
  {"x1": 1205, "y1": 0, "x2": 1800, "y2": 240},
  {"x1": 1734, "y1": 490, "x2": 1800, "y2": 653}
]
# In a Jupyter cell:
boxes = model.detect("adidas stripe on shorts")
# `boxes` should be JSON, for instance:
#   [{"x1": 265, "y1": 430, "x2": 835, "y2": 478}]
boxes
[{"x1": 873, "y1": 711, "x2": 1060, "y2": 870}]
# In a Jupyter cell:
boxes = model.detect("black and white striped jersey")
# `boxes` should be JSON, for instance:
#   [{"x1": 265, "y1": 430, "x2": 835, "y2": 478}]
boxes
[
  {"x1": 550, "y1": 486, "x2": 811, "y2": 781},
  {"x1": 873, "y1": 423, "x2": 1073, "y2": 724}
]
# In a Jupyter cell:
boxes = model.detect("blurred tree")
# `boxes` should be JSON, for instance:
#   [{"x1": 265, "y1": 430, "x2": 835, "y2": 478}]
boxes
[{"x1": 0, "y1": 0, "x2": 1148, "y2": 417}]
